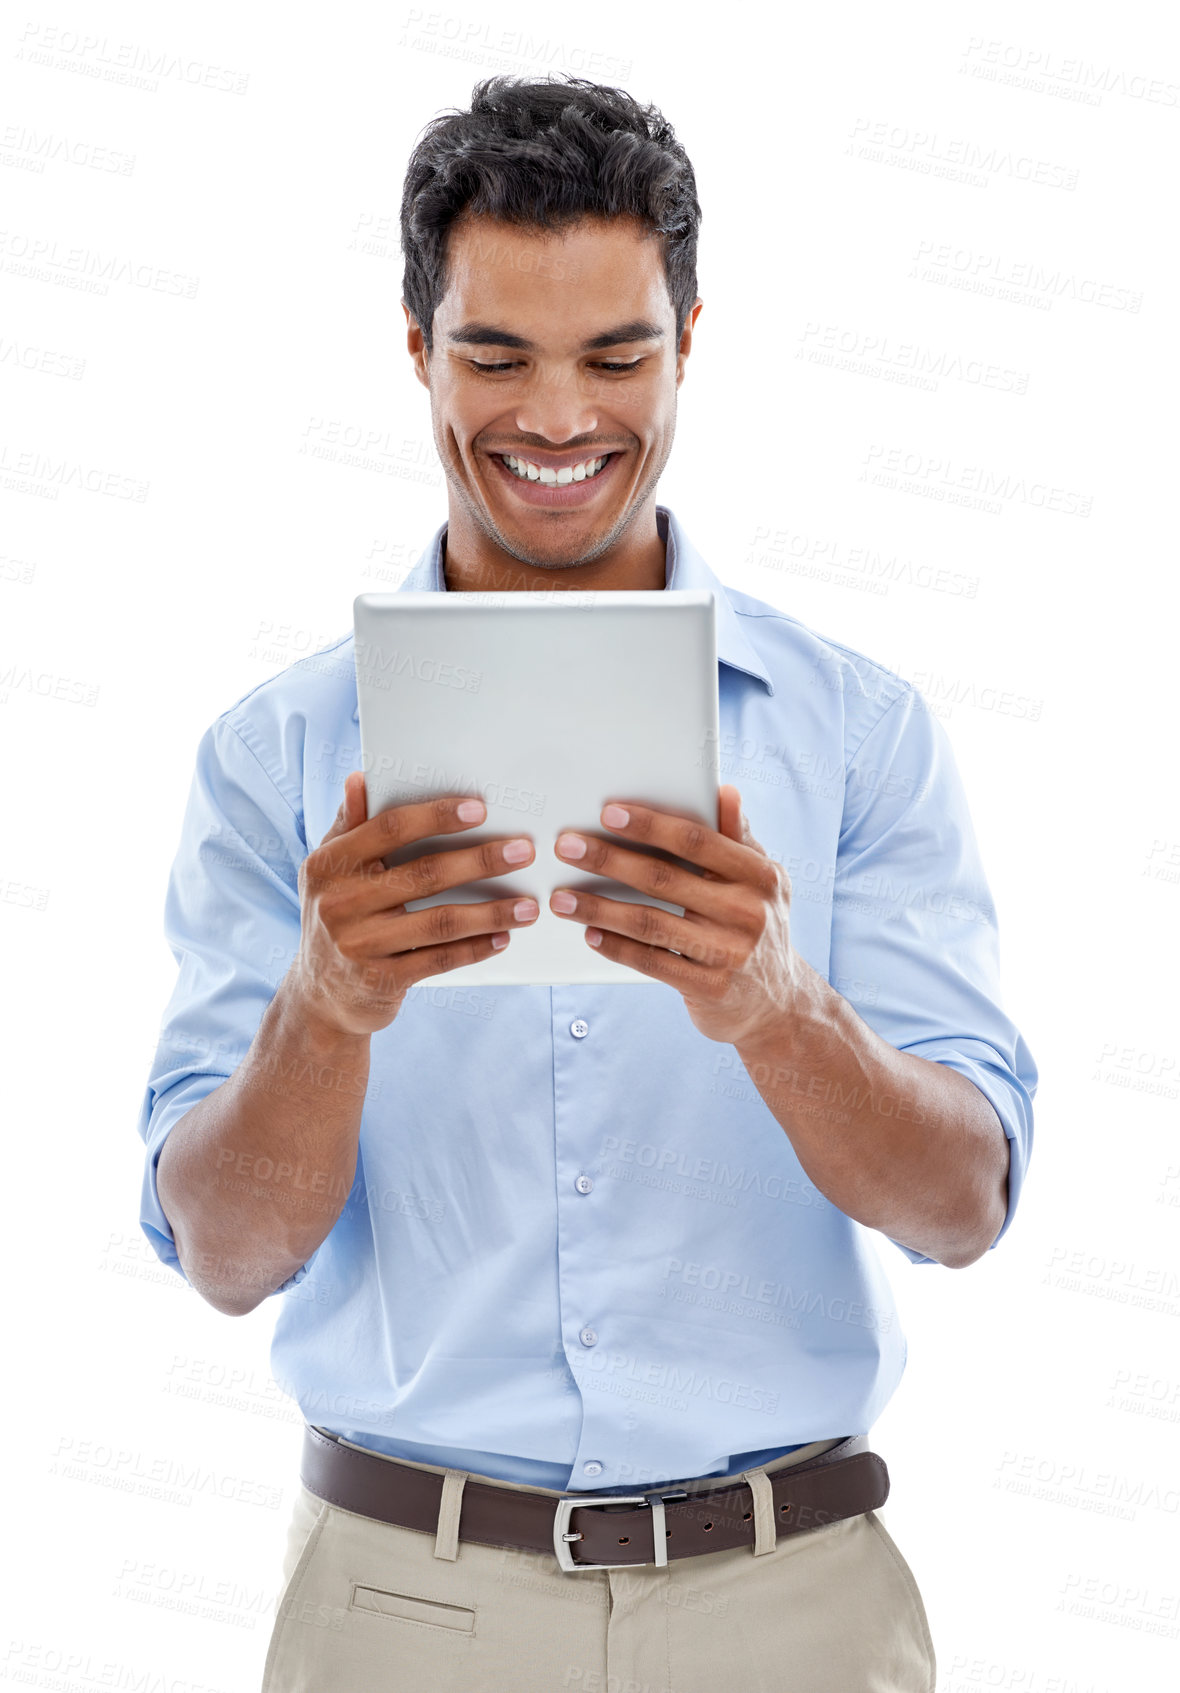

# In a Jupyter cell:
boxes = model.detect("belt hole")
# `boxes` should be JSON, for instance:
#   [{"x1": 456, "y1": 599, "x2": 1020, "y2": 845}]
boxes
[
  {"x1": 779, "y1": 1504, "x2": 792, "y2": 1515},
  {"x1": 618, "y1": 1536, "x2": 629, "y2": 1545},
  {"x1": 742, "y1": 1511, "x2": 752, "y2": 1521},
  {"x1": 703, "y1": 1522, "x2": 713, "y2": 1532}
]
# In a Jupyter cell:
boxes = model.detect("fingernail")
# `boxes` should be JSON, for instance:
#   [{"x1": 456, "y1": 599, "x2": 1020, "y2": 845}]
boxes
[
  {"x1": 552, "y1": 890, "x2": 577, "y2": 914},
  {"x1": 503, "y1": 838, "x2": 533, "y2": 863},
  {"x1": 514, "y1": 899, "x2": 539, "y2": 920},
  {"x1": 602, "y1": 805, "x2": 629, "y2": 828},
  {"x1": 457, "y1": 799, "x2": 485, "y2": 821},
  {"x1": 556, "y1": 833, "x2": 586, "y2": 859}
]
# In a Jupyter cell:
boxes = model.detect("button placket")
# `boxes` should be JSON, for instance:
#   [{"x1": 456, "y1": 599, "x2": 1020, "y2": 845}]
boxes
[{"x1": 554, "y1": 988, "x2": 616, "y2": 1487}]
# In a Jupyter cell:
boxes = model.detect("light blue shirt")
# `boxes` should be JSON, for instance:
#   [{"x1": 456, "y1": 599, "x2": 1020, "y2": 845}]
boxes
[{"x1": 137, "y1": 504, "x2": 1036, "y2": 1493}]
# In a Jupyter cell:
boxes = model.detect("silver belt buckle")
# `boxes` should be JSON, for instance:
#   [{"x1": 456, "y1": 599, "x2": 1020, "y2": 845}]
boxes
[{"x1": 553, "y1": 1489, "x2": 687, "y2": 1572}]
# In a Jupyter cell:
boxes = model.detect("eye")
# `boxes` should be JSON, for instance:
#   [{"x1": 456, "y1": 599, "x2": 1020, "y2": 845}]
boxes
[{"x1": 468, "y1": 359, "x2": 645, "y2": 375}]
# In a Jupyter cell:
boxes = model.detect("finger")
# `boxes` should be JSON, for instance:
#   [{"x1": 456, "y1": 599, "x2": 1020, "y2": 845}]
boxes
[
  {"x1": 724, "y1": 787, "x2": 770, "y2": 856},
  {"x1": 717, "y1": 785, "x2": 742, "y2": 843},
  {"x1": 344, "y1": 831, "x2": 537, "y2": 920},
  {"x1": 554, "y1": 831, "x2": 762, "y2": 924},
  {"x1": 318, "y1": 771, "x2": 367, "y2": 847},
  {"x1": 578, "y1": 920, "x2": 725, "y2": 994},
  {"x1": 551, "y1": 890, "x2": 741, "y2": 971},
  {"x1": 379, "y1": 925, "x2": 520, "y2": 991},
  {"x1": 340, "y1": 891, "x2": 540, "y2": 957},
  {"x1": 591, "y1": 798, "x2": 768, "y2": 887},
  {"x1": 314, "y1": 790, "x2": 490, "y2": 871}
]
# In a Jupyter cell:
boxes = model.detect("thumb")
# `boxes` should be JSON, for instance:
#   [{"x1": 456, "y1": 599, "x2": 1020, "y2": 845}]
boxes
[
  {"x1": 320, "y1": 770, "x2": 367, "y2": 845},
  {"x1": 731, "y1": 789, "x2": 767, "y2": 856},
  {"x1": 719, "y1": 784, "x2": 755, "y2": 844}
]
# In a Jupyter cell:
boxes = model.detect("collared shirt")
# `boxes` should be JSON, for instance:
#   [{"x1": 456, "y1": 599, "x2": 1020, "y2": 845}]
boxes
[{"x1": 137, "y1": 504, "x2": 1036, "y2": 1494}]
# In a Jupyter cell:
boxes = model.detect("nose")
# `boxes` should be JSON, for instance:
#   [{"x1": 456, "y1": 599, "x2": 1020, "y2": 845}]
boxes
[{"x1": 511, "y1": 368, "x2": 600, "y2": 447}]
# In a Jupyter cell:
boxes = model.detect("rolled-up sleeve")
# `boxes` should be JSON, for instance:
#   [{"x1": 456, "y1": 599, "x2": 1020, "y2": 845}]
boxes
[
  {"x1": 135, "y1": 712, "x2": 315, "y2": 1294},
  {"x1": 829, "y1": 685, "x2": 1038, "y2": 1266}
]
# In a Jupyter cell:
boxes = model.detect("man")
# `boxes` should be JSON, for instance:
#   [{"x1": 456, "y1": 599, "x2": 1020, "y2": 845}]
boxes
[{"x1": 137, "y1": 74, "x2": 1036, "y2": 1691}]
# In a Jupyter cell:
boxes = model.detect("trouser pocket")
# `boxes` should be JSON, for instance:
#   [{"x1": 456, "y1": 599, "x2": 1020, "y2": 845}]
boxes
[
  {"x1": 261, "y1": 1491, "x2": 336, "y2": 1692},
  {"x1": 260, "y1": 1498, "x2": 483, "y2": 1693},
  {"x1": 349, "y1": 1583, "x2": 476, "y2": 1631},
  {"x1": 864, "y1": 1508, "x2": 937, "y2": 1691}
]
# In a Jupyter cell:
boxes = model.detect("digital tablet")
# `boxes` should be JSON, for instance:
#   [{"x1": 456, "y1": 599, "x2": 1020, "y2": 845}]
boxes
[{"x1": 352, "y1": 587, "x2": 720, "y2": 986}]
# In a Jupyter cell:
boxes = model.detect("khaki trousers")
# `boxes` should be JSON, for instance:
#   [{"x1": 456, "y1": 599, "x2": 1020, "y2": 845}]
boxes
[{"x1": 261, "y1": 1431, "x2": 936, "y2": 1691}]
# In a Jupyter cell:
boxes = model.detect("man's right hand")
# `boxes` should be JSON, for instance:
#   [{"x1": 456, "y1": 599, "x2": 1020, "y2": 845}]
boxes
[{"x1": 292, "y1": 775, "x2": 539, "y2": 1037}]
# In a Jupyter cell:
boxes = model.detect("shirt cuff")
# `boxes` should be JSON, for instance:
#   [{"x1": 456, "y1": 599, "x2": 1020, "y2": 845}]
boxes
[
  {"x1": 883, "y1": 1037, "x2": 1033, "y2": 1266},
  {"x1": 139, "y1": 1077, "x2": 317, "y2": 1297}
]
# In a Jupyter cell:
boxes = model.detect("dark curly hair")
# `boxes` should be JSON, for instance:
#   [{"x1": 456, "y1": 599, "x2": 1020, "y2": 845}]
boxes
[{"x1": 399, "y1": 75, "x2": 702, "y2": 355}]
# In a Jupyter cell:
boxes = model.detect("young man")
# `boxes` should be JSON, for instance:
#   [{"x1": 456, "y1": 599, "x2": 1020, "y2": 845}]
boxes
[{"x1": 138, "y1": 75, "x2": 1036, "y2": 1691}]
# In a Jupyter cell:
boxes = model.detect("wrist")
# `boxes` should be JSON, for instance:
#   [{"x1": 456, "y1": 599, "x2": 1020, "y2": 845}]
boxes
[
  {"x1": 734, "y1": 954, "x2": 842, "y2": 1069},
  {"x1": 282, "y1": 966, "x2": 373, "y2": 1051}
]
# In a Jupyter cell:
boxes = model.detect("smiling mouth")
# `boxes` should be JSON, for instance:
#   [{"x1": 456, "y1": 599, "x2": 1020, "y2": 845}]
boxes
[
  {"x1": 486, "y1": 447, "x2": 624, "y2": 507},
  {"x1": 497, "y1": 451, "x2": 616, "y2": 486}
]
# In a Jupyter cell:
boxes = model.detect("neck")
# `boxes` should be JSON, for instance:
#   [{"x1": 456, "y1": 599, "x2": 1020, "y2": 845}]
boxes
[{"x1": 440, "y1": 502, "x2": 668, "y2": 593}]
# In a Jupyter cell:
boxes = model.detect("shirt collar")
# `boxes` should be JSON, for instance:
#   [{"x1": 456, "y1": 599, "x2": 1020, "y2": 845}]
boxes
[{"x1": 351, "y1": 504, "x2": 773, "y2": 719}]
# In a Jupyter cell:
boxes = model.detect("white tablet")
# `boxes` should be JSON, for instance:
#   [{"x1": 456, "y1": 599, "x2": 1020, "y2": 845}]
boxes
[{"x1": 352, "y1": 587, "x2": 720, "y2": 986}]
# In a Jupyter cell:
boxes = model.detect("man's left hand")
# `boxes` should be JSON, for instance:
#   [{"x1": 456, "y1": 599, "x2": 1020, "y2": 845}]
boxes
[{"x1": 549, "y1": 785, "x2": 805, "y2": 1046}]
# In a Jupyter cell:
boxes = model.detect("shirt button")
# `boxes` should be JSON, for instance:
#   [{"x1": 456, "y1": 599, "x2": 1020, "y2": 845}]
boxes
[
  {"x1": 579, "y1": 1326, "x2": 598, "y2": 1347},
  {"x1": 583, "y1": 1460, "x2": 604, "y2": 1478},
  {"x1": 574, "y1": 1174, "x2": 594, "y2": 1195},
  {"x1": 570, "y1": 1019, "x2": 589, "y2": 1039}
]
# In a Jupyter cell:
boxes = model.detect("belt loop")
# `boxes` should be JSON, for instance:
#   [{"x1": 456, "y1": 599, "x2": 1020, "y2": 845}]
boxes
[
  {"x1": 743, "y1": 1467, "x2": 777, "y2": 1557},
  {"x1": 433, "y1": 1470, "x2": 467, "y2": 1561}
]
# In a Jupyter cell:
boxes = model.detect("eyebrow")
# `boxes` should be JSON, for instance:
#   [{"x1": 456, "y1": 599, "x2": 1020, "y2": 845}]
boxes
[{"x1": 446, "y1": 318, "x2": 666, "y2": 352}]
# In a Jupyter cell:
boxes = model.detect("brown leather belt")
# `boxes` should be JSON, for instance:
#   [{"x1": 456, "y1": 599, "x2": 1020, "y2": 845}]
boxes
[{"x1": 300, "y1": 1424, "x2": 889, "y2": 1571}]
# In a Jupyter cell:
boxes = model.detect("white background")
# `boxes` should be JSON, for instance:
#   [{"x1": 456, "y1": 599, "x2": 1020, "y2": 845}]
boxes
[{"x1": 3, "y1": 2, "x2": 1178, "y2": 1688}]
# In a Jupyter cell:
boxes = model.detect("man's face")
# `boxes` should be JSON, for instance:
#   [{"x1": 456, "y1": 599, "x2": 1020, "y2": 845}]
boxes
[{"x1": 405, "y1": 213, "x2": 702, "y2": 573}]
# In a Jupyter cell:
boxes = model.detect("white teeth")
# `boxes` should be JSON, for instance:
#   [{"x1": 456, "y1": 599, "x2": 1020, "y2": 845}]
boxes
[{"x1": 502, "y1": 453, "x2": 609, "y2": 486}]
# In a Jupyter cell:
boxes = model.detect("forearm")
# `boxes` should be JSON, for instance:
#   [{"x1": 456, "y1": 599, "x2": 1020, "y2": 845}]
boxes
[
  {"x1": 733, "y1": 957, "x2": 1010, "y2": 1268},
  {"x1": 156, "y1": 968, "x2": 372, "y2": 1314}
]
